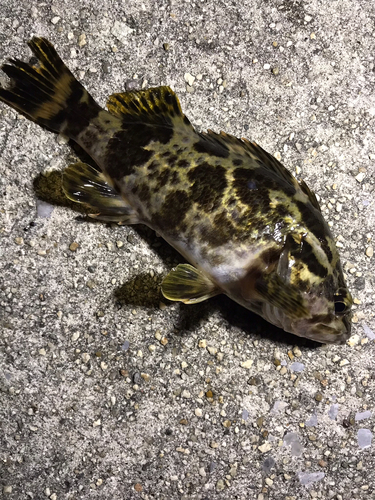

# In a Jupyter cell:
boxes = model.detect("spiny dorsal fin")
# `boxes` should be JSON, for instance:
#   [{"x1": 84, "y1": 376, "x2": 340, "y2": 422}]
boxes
[
  {"x1": 298, "y1": 179, "x2": 321, "y2": 212},
  {"x1": 161, "y1": 264, "x2": 219, "y2": 304},
  {"x1": 241, "y1": 140, "x2": 299, "y2": 189},
  {"x1": 196, "y1": 131, "x2": 300, "y2": 190},
  {"x1": 106, "y1": 86, "x2": 192, "y2": 128},
  {"x1": 62, "y1": 162, "x2": 139, "y2": 224}
]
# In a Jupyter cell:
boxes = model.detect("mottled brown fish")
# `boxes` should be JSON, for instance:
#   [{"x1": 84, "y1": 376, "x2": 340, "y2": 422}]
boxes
[{"x1": 0, "y1": 38, "x2": 353, "y2": 343}]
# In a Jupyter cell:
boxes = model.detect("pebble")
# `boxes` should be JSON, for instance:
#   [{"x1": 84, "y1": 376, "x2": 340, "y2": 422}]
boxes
[
  {"x1": 69, "y1": 242, "x2": 79, "y2": 252},
  {"x1": 207, "y1": 346, "x2": 218, "y2": 355},
  {"x1": 15, "y1": 237, "x2": 24, "y2": 245},
  {"x1": 241, "y1": 359, "x2": 253, "y2": 369},
  {"x1": 184, "y1": 73, "x2": 195, "y2": 86},
  {"x1": 339, "y1": 359, "x2": 349, "y2": 367},
  {"x1": 258, "y1": 442, "x2": 272, "y2": 453},
  {"x1": 181, "y1": 390, "x2": 191, "y2": 398},
  {"x1": 78, "y1": 33, "x2": 87, "y2": 47},
  {"x1": 365, "y1": 246, "x2": 373, "y2": 258},
  {"x1": 195, "y1": 408, "x2": 203, "y2": 417},
  {"x1": 199, "y1": 467, "x2": 206, "y2": 477},
  {"x1": 116, "y1": 240, "x2": 124, "y2": 248},
  {"x1": 216, "y1": 479, "x2": 225, "y2": 492},
  {"x1": 51, "y1": 16, "x2": 60, "y2": 24},
  {"x1": 198, "y1": 339, "x2": 207, "y2": 348},
  {"x1": 3, "y1": 486, "x2": 12, "y2": 494},
  {"x1": 355, "y1": 172, "x2": 365, "y2": 182},
  {"x1": 148, "y1": 345, "x2": 156, "y2": 352},
  {"x1": 292, "y1": 346, "x2": 302, "y2": 357},
  {"x1": 82, "y1": 353, "x2": 90, "y2": 363}
]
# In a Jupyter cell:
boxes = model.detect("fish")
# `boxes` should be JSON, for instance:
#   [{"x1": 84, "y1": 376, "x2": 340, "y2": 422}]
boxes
[{"x1": 0, "y1": 37, "x2": 353, "y2": 343}]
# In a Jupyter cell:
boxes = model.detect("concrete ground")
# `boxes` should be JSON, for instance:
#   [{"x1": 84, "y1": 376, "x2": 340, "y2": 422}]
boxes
[{"x1": 0, "y1": 1, "x2": 374, "y2": 499}]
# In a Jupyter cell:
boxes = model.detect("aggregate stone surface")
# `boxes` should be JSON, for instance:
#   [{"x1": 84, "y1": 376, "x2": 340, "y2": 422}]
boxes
[{"x1": 0, "y1": 1, "x2": 375, "y2": 499}]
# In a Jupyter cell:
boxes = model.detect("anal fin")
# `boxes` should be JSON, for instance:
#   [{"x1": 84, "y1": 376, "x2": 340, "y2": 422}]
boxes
[
  {"x1": 62, "y1": 162, "x2": 139, "y2": 224},
  {"x1": 161, "y1": 264, "x2": 219, "y2": 304}
]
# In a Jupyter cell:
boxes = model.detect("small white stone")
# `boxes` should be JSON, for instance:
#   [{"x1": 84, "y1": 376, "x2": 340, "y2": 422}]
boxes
[
  {"x1": 184, "y1": 73, "x2": 195, "y2": 86},
  {"x1": 82, "y1": 353, "x2": 90, "y2": 363},
  {"x1": 181, "y1": 390, "x2": 191, "y2": 398},
  {"x1": 93, "y1": 419, "x2": 101, "y2": 427},
  {"x1": 347, "y1": 334, "x2": 360, "y2": 347},
  {"x1": 241, "y1": 359, "x2": 253, "y2": 369},
  {"x1": 71, "y1": 331, "x2": 80, "y2": 342},
  {"x1": 195, "y1": 408, "x2": 203, "y2": 417},
  {"x1": 78, "y1": 34, "x2": 87, "y2": 47},
  {"x1": 199, "y1": 466, "x2": 206, "y2": 477},
  {"x1": 264, "y1": 63, "x2": 271, "y2": 70},
  {"x1": 258, "y1": 442, "x2": 272, "y2": 453},
  {"x1": 51, "y1": 16, "x2": 60, "y2": 24},
  {"x1": 355, "y1": 172, "x2": 365, "y2": 182}
]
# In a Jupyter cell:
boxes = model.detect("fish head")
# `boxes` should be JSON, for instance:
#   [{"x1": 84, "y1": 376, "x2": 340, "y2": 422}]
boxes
[
  {"x1": 282, "y1": 285, "x2": 353, "y2": 344},
  {"x1": 240, "y1": 232, "x2": 353, "y2": 343}
]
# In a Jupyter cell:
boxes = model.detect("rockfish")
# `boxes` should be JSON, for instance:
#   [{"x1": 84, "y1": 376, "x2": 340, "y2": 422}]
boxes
[{"x1": 0, "y1": 38, "x2": 353, "y2": 343}]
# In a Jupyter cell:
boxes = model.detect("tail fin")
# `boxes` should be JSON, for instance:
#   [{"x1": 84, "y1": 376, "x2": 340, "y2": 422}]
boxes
[{"x1": 0, "y1": 37, "x2": 101, "y2": 137}]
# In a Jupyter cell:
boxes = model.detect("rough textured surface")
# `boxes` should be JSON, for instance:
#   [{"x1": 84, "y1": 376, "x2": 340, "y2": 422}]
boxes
[{"x1": 0, "y1": 1, "x2": 374, "y2": 499}]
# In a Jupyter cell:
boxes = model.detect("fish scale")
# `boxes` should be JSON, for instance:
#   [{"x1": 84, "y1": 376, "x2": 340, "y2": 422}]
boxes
[{"x1": 0, "y1": 37, "x2": 353, "y2": 343}]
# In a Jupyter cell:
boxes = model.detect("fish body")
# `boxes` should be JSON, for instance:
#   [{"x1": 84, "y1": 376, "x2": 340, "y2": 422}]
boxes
[{"x1": 0, "y1": 38, "x2": 353, "y2": 343}]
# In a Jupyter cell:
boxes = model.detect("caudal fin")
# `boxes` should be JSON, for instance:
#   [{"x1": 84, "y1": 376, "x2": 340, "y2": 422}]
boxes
[{"x1": 0, "y1": 37, "x2": 101, "y2": 137}]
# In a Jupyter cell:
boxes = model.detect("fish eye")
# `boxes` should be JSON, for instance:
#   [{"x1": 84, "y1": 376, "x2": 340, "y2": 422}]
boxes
[{"x1": 334, "y1": 300, "x2": 347, "y2": 315}]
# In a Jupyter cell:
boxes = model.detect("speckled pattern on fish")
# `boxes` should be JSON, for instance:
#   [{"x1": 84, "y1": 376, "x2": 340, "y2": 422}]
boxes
[{"x1": 0, "y1": 37, "x2": 353, "y2": 343}]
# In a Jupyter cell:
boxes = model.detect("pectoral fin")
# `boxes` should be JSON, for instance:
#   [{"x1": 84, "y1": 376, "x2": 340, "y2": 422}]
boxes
[
  {"x1": 62, "y1": 162, "x2": 139, "y2": 224},
  {"x1": 161, "y1": 264, "x2": 219, "y2": 304},
  {"x1": 255, "y1": 273, "x2": 309, "y2": 319}
]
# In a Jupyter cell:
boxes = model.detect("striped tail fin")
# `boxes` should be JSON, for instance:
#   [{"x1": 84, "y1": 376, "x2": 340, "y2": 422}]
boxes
[{"x1": 0, "y1": 37, "x2": 101, "y2": 138}]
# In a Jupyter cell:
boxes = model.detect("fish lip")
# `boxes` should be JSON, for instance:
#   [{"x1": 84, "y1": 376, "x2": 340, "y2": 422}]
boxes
[
  {"x1": 286, "y1": 317, "x2": 352, "y2": 344},
  {"x1": 300, "y1": 323, "x2": 351, "y2": 344}
]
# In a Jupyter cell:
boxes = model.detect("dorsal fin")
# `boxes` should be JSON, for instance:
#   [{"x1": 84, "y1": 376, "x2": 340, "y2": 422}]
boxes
[
  {"x1": 298, "y1": 179, "x2": 321, "y2": 212},
  {"x1": 196, "y1": 130, "x2": 300, "y2": 190},
  {"x1": 240, "y1": 140, "x2": 299, "y2": 189},
  {"x1": 106, "y1": 86, "x2": 192, "y2": 128}
]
